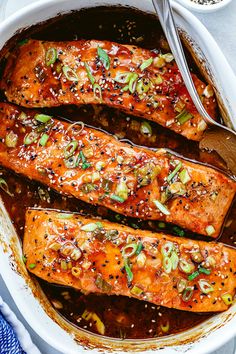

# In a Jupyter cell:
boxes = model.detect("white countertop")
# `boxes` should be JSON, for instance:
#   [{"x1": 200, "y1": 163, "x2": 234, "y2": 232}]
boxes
[{"x1": 0, "y1": 1, "x2": 236, "y2": 353}]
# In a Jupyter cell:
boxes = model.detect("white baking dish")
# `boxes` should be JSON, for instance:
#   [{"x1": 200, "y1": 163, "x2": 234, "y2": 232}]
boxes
[{"x1": 0, "y1": 1, "x2": 236, "y2": 354}]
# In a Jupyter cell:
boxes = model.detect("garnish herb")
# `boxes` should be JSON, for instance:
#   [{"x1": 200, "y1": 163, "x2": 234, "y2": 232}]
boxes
[
  {"x1": 176, "y1": 109, "x2": 193, "y2": 125},
  {"x1": 39, "y1": 133, "x2": 49, "y2": 147},
  {"x1": 84, "y1": 62, "x2": 95, "y2": 85},
  {"x1": 140, "y1": 57, "x2": 153, "y2": 72},
  {"x1": 110, "y1": 194, "x2": 125, "y2": 203},
  {"x1": 64, "y1": 141, "x2": 78, "y2": 159},
  {"x1": 97, "y1": 46, "x2": 110, "y2": 70},
  {"x1": 122, "y1": 243, "x2": 138, "y2": 258},
  {"x1": 124, "y1": 258, "x2": 133, "y2": 282},
  {"x1": 62, "y1": 65, "x2": 78, "y2": 82},
  {"x1": 24, "y1": 131, "x2": 39, "y2": 145},
  {"x1": 45, "y1": 48, "x2": 57, "y2": 66},
  {"x1": 182, "y1": 287, "x2": 193, "y2": 302},
  {"x1": 167, "y1": 162, "x2": 182, "y2": 183},
  {"x1": 79, "y1": 150, "x2": 91, "y2": 169},
  {"x1": 153, "y1": 200, "x2": 170, "y2": 215},
  {"x1": 93, "y1": 83, "x2": 102, "y2": 102},
  {"x1": 0, "y1": 179, "x2": 14, "y2": 197},
  {"x1": 35, "y1": 113, "x2": 52, "y2": 124}
]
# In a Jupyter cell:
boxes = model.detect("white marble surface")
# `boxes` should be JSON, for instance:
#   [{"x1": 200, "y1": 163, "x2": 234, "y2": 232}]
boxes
[{"x1": 0, "y1": 1, "x2": 236, "y2": 353}]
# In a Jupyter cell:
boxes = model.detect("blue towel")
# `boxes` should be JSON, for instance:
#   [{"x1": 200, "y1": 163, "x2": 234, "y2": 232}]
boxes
[{"x1": 0, "y1": 311, "x2": 26, "y2": 354}]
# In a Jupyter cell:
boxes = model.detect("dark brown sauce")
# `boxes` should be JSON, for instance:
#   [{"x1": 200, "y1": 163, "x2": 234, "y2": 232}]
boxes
[{"x1": 0, "y1": 5, "x2": 235, "y2": 340}]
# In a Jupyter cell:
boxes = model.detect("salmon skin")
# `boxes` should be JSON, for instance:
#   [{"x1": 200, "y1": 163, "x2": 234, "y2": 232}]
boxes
[
  {"x1": 23, "y1": 209, "x2": 236, "y2": 313},
  {"x1": 0, "y1": 39, "x2": 217, "y2": 141},
  {"x1": 0, "y1": 102, "x2": 234, "y2": 237}
]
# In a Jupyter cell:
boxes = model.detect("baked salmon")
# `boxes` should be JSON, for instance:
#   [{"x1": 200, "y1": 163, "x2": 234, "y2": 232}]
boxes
[
  {"x1": 23, "y1": 209, "x2": 236, "y2": 313},
  {"x1": 0, "y1": 39, "x2": 217, "y2": 141},
  {"x1": 0, "y1": 102, "x2": 234, "y2": 237}
]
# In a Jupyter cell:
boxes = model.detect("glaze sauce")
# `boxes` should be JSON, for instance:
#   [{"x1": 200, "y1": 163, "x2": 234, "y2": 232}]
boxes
[{"x1": 0, "y1": 6, "x2": 235, "y2": 340}]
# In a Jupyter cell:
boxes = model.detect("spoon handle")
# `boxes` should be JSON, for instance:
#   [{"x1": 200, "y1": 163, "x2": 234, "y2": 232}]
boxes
[{"x1": 152, "y1": 0, "x2": 217, "y2": 125}]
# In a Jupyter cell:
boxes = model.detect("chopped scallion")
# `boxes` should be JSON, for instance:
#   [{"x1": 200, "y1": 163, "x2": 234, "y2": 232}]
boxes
[
  {"x1": 140, "y1": 121, "x2": 152, "y2": 136},
  {"x1": 179, "y1": 169, "x2": 191, "y2": 184},
  {"x1": 62, "y1": 65, "x2": 78, "y2": 82},
  {"x1": 29, "y1": 263, "x2": 36, "y2": 269},
  {"x1": 5, "y1": 131, "x2": 18, "y2": 148},
  {"x1": 84, "y1": 62, "x2": 95, "y2": 85},
  {"x1": 176, "y1": 109, "x2": 193, "y2": 125},
  {"x1": 35, "y1": 113, "x2": 52, "y2": 124},
  {"x1": 135, "y1": 242, "x2": 143, "y2": 256},
  {"x1": 24, "y1": 131, "x2": 39, "y2": 145},
  {"x1": 124, "y1": 258, "x2": 133, "y2": 283},
  {"x1": 130, "y1": 285, "x2": 143, "y2": 296},
  {"x1": 182, "y1": 287, "x2": 194, "y2": 302},
  {"x1": 188, "y1": 271, "x2": 199, "y2": 281},
  {"x1": 110, "y1": 194, "x2": 125, "y2": 203},
  {"x1": 93, "y1": 83, "x2": 102, "y2": 102},
  {"x1": 97, "y1": 46, "x2": 110, "y2": 70},
  {"x1": 153, "y1": 200, "x2": 170, "y2": 216},
  {"x1": 140, "y1": 57, "x2": 153, "y2": 71},
  {"x1": 205, "y1": 225, "x2": 215, "y2": 236},
  {"x1": 39, "y1": 133, "x2": 49, "y2": 147},
  {"x1": 167, "y1": 162, "x2": 182, "y2": 183},
  {"x1": 45, "y1": 48, "x2": 57, "y2": 66},
  {"x1": 128, "y1": 73, "x2": 138, "y2": 93},
  {"x1": 64, "y1": 141, "x2": 78, "y2": 159},
  {"x1": 198, "y1": 279, "x2": 214, "y2": 294},
  {"x1": 122, "y1": 243, "x2": 138, "y2": 258},
  {"x1": 221, "y1": 293, "x2": 233, "y2": 306},
  {"x1": 199, "y1": 267, "x2": 211, "y2": 275}
]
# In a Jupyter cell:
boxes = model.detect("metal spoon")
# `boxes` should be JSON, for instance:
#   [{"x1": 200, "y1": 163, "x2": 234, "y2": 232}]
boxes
[{"x1": 152, "y1": 0, "x2": 236, "y2": 176}]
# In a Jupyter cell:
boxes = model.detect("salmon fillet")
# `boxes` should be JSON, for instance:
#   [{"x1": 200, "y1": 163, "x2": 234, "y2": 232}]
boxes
[
  {"x1": 0, "y1": 102, "x2": 234, "y2": 237},
  {"x1": 0, "y1": 39, "x2": 217, "y2": 141},
  {"x1": 23, "y1": 209, "x2": 236, "y2": 313}
]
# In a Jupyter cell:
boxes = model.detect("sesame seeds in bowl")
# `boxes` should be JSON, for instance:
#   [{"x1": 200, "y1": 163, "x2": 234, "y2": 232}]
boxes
[{"x1": 174, "y1": 0, "x2": 233, "y2": 13}]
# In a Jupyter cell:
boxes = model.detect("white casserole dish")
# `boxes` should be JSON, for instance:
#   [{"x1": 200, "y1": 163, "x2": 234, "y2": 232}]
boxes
[{"x1": 0, "y1": 1, "x2": 236, "y2": 353}]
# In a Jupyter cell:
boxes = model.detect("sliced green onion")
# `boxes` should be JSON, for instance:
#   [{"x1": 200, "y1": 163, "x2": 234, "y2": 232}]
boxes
[
  {"x1": 136, "y1": 78, "x2": 151, "y2": 95},
  {"x1": 115, "y1": 180, "x2": 128, "y2": 201},
  {"x1": 71, "y1": 267, "x2": 81, "y2": 278},
  {"x1": 128, "y1": 73, "x2": 138, "y2": 93},
  {"x1": 176, "y1": 109, "x2": 193, "y2": 125},
  {"x1": 160, "y1": 321, "x2": 170, "y2": 333},
  {"x1": 198, "y1": 279, "x2": 214, "y2": 294},
  {"x1": 64, "y1": 156, "x2": 77, "y2": 169},
  {"x1": 45, "y1": 48, "x2": 57, "y2": 66},
  {"x1": 130, "y1": 285, "x2": 143, "y2": 296},
  {"x1": 5, "y1": 131, "x2": 18, "y2": 148},
  {"x1": 81, "y1": 183, "x2": 96, "y2": 194},
  {"x1": 163, "y1": 256, "x2": 172, "y2": 274},
  {"x1": 124, "y1": 258, "x2": 133, "y2": 282},
  {"x1": 169, "y1": 182, "x2": 186, "y2": 196},
  {"x1": 135, "y1": 242, "x2": 143, "y2": 256},
  {"x1": 206, "y1": 255, "x2": 216, "y2": 268},
  {"x1": 153, "y1": 200, "x2": 170, "y2": 216},
  {"x1": 161, "y1": 242, "x2": 174, "y2": 257},
  {"x1": 95, "y1": 274, "x2": 112, "y2": 292},
  {"x1": 114, "y1": 72, "x2": 133, "y2": 84},
  {"x1": 64, "y1": 141, "x2": 78, "y2": 159},
  {"x1": 158, "y1": 222, "x2": 166, "y2": 229},
  {"x1": 79, "y1": 150, "x2": 91, "y2": 170},
  {"x1": 136, "y1": 252, "x2": 146, "y2": 267},
  {"x1": 182, "y1": 287, "x2": 194, "y2": 302},
  {"x1": 170, "y1": 251, "x2": 179, "y2": 270},
  {"x1": 93, "y1": 83, "x2": 102, "y2": 102},
  {"x1": 62, "y1": 65, "x2": 78, "y2": 82},
  {"x1": 105, "y1": 229, "x2": 119, "y2": 241},
  {"x1": 122, "y1": 243, "x2": 138, "y2": 258},
  {"x1": 177, "y1": 278, "x2": 187, "y2": 293},
  {"x1": 81, "y1": 222, "x2": 101, "y2": 232},
  {"x1": 190, "y1": 250, "x2": 203, "y2": 263},
  {"x1": 205, "y1": 225, "x2": 215, "y2": 236},
  {"x1": 188, "y1": 271, "x2": 199, "y2": 281},
  {"x1": 221, "y1": 293, "x2": 233, "y2": 306},
  {"x1": 24, "y1": 131, "x2": 39, "y2": 145},
  {"x1": 179, "y1": 258, "x2": 195, "y2": 274},
  {"x1": 167, "y1": 162, "x2": 182, "y2": 183},
  {"x1": 199, "y1": 267, "x2": 211, "y2": 275},
  {"x1": 179, "y1": 169, "x2": 191, "y2": 184},
  {"x1": 84, "y1": 62, "x2": 95, "y2": 85},
  {"x1": 18, "y1": 39, "x2": 28, "y2": 46},
  {"x1": 140, "y1": 57, "x2": 153, "y2": 71},
  {"x1": 172, "y1": 226, "x2": 185, "y2": 237},
  {"x1": 58, "y1": 213, "x2": 73, "y2": 219},
  {"x1": 140, "y1": 121, "x2": 152, "y2": 136},
  {"x1": 110, "y1": 194, "x2": 125, "y2": 203},
  {"x1": 29, "y1": 263, "x2": 36, "y2": 269},
  {"x1": 0, "y1": 178, "x2": 14, "y2": 197},
  {"x1": 39, "y1": 133, "x2": 49, "y2": 147},
  {"x1": 22, "y1": 255, "x2": 27, "y2": 264},
  {"x1": 35, "y1": 113, "x2": 52, "y2": 124},
  {"x1": 97, "y1": 46, "x2": 110, "y2": 70}
]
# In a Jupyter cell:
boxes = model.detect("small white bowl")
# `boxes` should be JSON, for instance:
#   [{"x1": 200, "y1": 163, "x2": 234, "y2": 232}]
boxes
[{"x1": 175, "y1": 0, "x2": 233, "y2": 13}]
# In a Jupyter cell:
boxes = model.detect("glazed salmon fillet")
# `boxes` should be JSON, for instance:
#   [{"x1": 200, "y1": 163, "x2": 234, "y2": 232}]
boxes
[
  {"x1": 0, "y1": 39, "x2": 217, "y2": 141},
  {"x1": 0, "y1": 102, "x2": 235, "y2": 237},
  {"x1": 23, "y1": 209, "x2": 236, "y2": 313}
]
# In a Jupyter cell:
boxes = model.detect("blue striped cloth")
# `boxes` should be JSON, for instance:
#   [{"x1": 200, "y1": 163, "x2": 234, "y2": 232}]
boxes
[{"x1": 0, "y1": 311, "x2": 26, "y2": 354}]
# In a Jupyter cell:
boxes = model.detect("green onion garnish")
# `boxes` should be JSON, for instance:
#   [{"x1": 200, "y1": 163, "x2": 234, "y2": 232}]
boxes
[
  {"x1": 163, "y1": 256, "x2": 172, "y2": 274},
  {"x1": 45, "y1": 48, "x2": 57, "y2": 66},
  {"x1": 18, "y1": 39, "x2": 28, "y2": 46},
  {"x1": 177, "y1": 278, "x2": 187, "y2": 293},
  {"x1": 35, "y1": 113, "x2": 52, "y2": 124},
  {"x1": 130, "y1": 285, "x2": 143, "y2": 296},
  {"x1": 153, "y1": 200, "x2": 170, "y2": 216},
  {"x1": 64, "y1": 141, "x2": 78, "y2": 159},
  {"x1": 24, "y1": 131, "x2": 39, "y2": 145},
  {"x1": 93, "y1": 83, "x2": 102, "y2": 102},
  {"x1": 199, "y1": 267, "x2": 211, "y2": 275},
  {"x1": 114, "y1": 72, "x2": 133, "y2": 84},
  {"x1": 39, "y1": 133, "x2": 49, "y2": 147},
  {"x1": 182, "y1": 287, "x2": 194, "y2": 302},
  {"x1": 122, "y1": 243, "x2": 138, "y2": 258},
  {"x1": 205, "y1": 225, "x2": 215, "y2": 236},
  {"x1": 95, "y1": 274, "x2": 112, "y2": 292},
  {"x1": 97, "y1": 46, "x2": 110, "y2": 70},
  {"x1": 84, "y1": 62, "x2": 95, "y2": 85},
  {"x1": 170, "y1": 251, "x2": 179, "y2": 270},
  {"x1": 62, "y1": 65, "x2": 78, "y2": 82},
  {"x1": 188, "y1": 271, "x2": 200, "y2": 281},
  {"x1": 140, "y1": 121, "x2": 152, "y2": 136},
  {"x1": 140, "y1": 57, "x2": 153, "y2": 71},
  {"x1": 124, "y1": 258, "x2": 133, "y2": 282},
  {"x1": 136, "y1": 78, "x2": 151, "y2": 95},
  {"x1": 179, "y1": 258, "x2": 195, "y2": 274},
  {"x1": 167, "y1": 162, "x2": 182, "y2": 183},
  {"x1": 176, "y1": 109, "x2": 193, "y2": 125},
  {"x1": 221, "y1": 293, "x2": 233, "y2": 306},
  {"x1": 198, "y1": 279, "x2": 214, "y2": 294},
  {"x1": 135, "y1": 242, "x2": 143, "y2": 256},
  {"x1": 79, "y1": 151, "x2": 91, "y2": 169},
  {"x1": 5, "y1": 131, "x2": 18, "y2": 148},
  {"x1": 81, "y1": 222, "x2": 101, "y2": 232},
  {"x1": 57, "y1": 213, "x2": 73, "y2": 219},
  {"x1": 29, "y1": 263, "x2": 36, "y2": 269},
  {"x1": 179, "y1": 169, "x2": 191, "y2": 184},
  {"x1": 110, "y1": 194, "x2": 125, "y2": 203},
  {"x1": 22, "y1": 255, "x2": 27, "y2": 264},
  {"x1": 128, "y1": 73, "x2": 138, "y2": 93},
  {"x1": 161, "y1": 242, "x2": 174, "y2": 257},
  {"x1": 172, "y1": 226, "x2": 185, "y2": 237}
]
